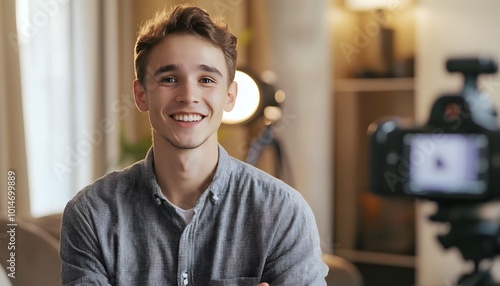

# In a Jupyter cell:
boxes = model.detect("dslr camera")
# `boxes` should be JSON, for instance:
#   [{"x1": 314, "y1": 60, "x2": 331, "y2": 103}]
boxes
[{"x1": 369, "y1": 58, "x2": 500, "y2": 201}]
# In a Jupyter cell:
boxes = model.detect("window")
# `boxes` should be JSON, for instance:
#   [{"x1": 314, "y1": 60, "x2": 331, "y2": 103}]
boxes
[{"x1": 16, "y1": 0, "x2": 94, "y2": 217}]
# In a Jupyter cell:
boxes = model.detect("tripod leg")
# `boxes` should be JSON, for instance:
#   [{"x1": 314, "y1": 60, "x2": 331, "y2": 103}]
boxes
[{"x1": 457, "y1": 270, "x2": 499, "y2": 286}]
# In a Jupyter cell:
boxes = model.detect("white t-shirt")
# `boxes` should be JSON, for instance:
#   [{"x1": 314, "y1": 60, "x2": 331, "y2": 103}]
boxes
[{"x1": 157, "y1": 192, "x2": 195, "y2": 225}]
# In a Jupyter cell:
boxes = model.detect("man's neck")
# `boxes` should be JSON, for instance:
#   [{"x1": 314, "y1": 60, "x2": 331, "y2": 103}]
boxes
[{"x1": 152, "y1": 136, "x2": 219, "y2": 209}]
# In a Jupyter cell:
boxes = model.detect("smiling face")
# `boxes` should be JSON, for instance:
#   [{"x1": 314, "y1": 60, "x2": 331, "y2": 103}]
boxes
[{"x1": 134, "y1": 34, "x2": 237, "y2": 150}]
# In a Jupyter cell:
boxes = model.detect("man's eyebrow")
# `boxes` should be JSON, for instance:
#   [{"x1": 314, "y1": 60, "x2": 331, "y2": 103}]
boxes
[
  {"x1": 153, "y1": 64, "x2": 179, "y2": 76},
  {"x1": 152, "y1": 64, "x2": 223, "y2": 78},
  {"x1": 198, "y1": 64, "x2": 223, "y2": 78}
]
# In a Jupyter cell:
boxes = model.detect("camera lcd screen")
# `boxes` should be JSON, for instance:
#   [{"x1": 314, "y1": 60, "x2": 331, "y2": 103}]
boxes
[{"x1": 403, "y1": 133, "x2": 488, "y2": 196}]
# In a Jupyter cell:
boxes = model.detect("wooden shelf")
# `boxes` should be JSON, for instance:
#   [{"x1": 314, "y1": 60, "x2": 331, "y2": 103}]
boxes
[
  {"x1": 334, "y1": 77, "x2": 415, "y2": 93},
  {"x1": 335, "y1": 249, "x2": 416, "y2": 269}
]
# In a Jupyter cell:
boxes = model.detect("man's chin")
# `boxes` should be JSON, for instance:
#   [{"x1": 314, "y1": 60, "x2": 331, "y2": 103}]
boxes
[{"x1": 166, "y1": 138, "x2": 208, "y2": 150}]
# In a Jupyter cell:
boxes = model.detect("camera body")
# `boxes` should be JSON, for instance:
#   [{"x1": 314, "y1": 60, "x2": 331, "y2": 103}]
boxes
[{"x1": 369, "y1": 58, "x2": 500, "y2": 201}]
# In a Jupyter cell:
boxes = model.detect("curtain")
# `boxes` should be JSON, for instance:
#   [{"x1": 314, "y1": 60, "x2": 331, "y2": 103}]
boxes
[
  {"x1": 13, "y1": 0, "x2": 134, "y2": 217},
  {"x1": 0, "y1": 0, "x2": 31, "y2": 218}
]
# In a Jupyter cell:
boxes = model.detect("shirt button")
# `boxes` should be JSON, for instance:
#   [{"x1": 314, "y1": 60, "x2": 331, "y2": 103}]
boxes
[{"x1": 182, "y1": 272, "x2": 188, "y2": 285}]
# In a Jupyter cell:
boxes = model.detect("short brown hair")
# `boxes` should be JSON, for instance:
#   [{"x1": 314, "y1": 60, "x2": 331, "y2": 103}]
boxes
[{"x1": 134, "y1": 4, "x2": 238, "y2": 86}]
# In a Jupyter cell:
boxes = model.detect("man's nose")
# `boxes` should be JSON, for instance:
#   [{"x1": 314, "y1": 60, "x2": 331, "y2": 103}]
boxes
[{"x1": 175, "y1": 80, "x2": 200, "y2": 104}]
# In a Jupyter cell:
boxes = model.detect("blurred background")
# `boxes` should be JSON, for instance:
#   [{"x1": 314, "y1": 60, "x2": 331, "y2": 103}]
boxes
[{"x1": 1, "y1": 0, "x2": 500, "y2": 285}]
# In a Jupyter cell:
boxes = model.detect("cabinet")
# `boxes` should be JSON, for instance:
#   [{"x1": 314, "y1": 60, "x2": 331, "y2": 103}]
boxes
[{"x1": 333, "y1": 77, "x2": 416, "y2": 286}]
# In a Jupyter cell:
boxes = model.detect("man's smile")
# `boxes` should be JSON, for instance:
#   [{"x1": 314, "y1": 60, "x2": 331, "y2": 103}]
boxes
[{"x1": 171, "y1": 113, "x2": 205, "y2": 122}]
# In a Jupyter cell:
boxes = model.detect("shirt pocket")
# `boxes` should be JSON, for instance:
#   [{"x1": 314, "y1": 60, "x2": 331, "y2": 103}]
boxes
[{"x1": 206, "y1": 277, "x2": 261, "y2": 286}]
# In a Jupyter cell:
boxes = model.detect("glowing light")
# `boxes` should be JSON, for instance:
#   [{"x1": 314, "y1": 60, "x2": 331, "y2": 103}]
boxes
[
  {"x1": 346, "y1": 0, "x2": 411, "y2": 11},
  {"x1": 274, "y1": 90, "x2": 286, "y2": 103},
  {"x1": 222, "y1": 71, "x2": 260, "y2": 124}
]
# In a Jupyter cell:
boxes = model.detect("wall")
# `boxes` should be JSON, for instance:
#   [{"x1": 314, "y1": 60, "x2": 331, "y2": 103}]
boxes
[
  {"x1": 266, "y1": 0, "x2": 333, "y2": 250},
  {"x1": 416, "y1": 1, "x2": 500, "y2": 284}
]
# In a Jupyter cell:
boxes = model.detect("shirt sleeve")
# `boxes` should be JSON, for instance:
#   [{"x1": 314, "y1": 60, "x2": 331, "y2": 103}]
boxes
[
  {"x1": 60, "y1": 197, "x2": 111, "y2": 286},
  {"x1": 261, "y1": 194, "x2": 329, "y2": 285}
]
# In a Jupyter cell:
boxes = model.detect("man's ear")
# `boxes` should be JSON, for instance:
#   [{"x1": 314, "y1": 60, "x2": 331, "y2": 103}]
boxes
[
  {"x1": 133, "y1": 80, "x2": 149, "y2": 112},
  {"x1": 224, "y1": 81, "x2": 238, "y2": 112}
]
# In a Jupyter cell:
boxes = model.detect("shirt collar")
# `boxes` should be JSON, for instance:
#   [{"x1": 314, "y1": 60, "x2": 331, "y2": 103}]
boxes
[{"x1": 143, "y1": 144, "x2": 233, "y2": 207}]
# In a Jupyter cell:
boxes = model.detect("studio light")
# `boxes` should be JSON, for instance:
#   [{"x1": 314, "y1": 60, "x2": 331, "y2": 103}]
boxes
[
  {"x1": 222, "y1": 70, "x2": 260, "y2": 125},
  {"x1": 222, "y1": 69, "x2": 283, "y2": 125},
  {"x1": 221, "y1": 69, "x2": 290, "y2": 182}
]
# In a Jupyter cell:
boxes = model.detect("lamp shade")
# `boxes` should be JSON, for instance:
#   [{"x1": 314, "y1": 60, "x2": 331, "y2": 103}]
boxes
[{"x1": 346, "y1": 0, "x2": 394, "y2": 11}]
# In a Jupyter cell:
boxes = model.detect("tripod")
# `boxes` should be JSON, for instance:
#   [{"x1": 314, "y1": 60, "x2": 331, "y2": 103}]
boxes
[{"x1": 429, "y1": 202, "x2": 500, "y2": 286}]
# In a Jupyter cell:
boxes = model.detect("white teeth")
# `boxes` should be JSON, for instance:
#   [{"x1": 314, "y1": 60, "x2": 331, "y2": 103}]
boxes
[{"x1": 173, "y1": 114, "x2": 203, "y2": 122}]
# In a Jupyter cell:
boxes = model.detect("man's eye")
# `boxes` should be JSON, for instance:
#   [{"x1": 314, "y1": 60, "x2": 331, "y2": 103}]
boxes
[
  {"x1": 200, "y1": 78, "x2": 214, "y2": 84},
  {"x1": 160, "y1": 77, "x2": 176, "y2": 83}
]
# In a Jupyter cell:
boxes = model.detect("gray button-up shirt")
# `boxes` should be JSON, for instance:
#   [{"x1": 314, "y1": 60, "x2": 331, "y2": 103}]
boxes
[{"x1": 60, "y1": 146, "x2": 328, "y2": 285}]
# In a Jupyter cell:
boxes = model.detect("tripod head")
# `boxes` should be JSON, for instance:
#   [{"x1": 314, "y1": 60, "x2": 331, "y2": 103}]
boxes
[{"x1": 429, "y1": 203, "x2": 500, "y2": 285}]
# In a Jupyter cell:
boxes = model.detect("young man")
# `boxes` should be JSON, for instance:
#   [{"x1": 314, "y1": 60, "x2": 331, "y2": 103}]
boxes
[{"x1": 60, "y1": 4, "x2": 328, "y2": 285}]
